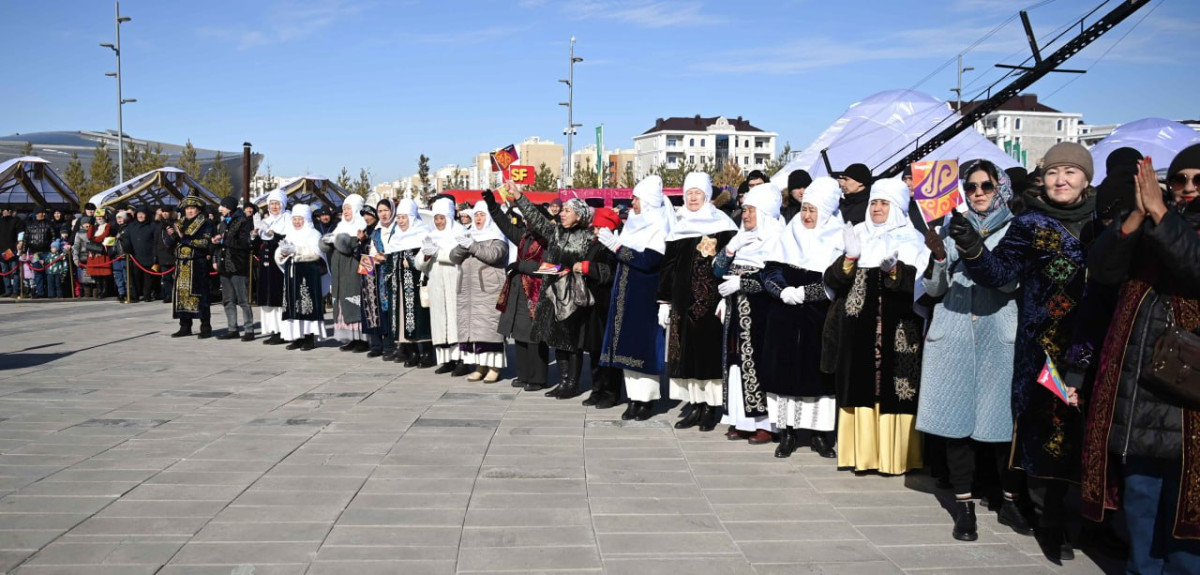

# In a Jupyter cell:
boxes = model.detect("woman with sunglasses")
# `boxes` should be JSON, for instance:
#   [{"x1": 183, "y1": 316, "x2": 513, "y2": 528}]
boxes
[
  {"x1": 1081, "y1": 144, "x2": 1200, "y2": 574},
  {"x1": 950, "y1": 142, "x2": 1097, "y2": 561},
  {"x1": 916, "y1": 160, "x2": 1032, "y2": 542}
]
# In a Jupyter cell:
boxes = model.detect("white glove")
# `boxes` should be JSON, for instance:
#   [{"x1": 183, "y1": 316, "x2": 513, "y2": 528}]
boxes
[
  {"x1": 718, "y1": 275, "x2": 741, "y2": 297},
  {"x1": 597, "y1": 227, "x2": 620, "y2": 252},
  {"x1": 320, "y1": 233, "x2": 334, "y2": 246},
  {"x1": 724, "y1": 232, "x2": 751, "y2": 255},
  {"x1": 260, "y1": 226, "x2": 275, "y2": 240},
  {"x1": 456, "y1": 235, "x2": 474, "y2": 249},
  {"x1": 842, "y1": 223, "x2": 861, "y2": 259},
  {"x1": 781, "y1": 286, "x2": 805, "y2": 305},
  {"x1": 657, "y1": 303, "x2": 670, "y2": 329},
  {"x1": 715, "y1": 299, "x2": 726, "y2": 320},
  {"x1": 278, "y1": 242, "x2": 294, "y2": 258},
  {"x1": 420, "y1": 239, "x2": 438, "y2": 256},
  {"x1": 879, "y1": 251, "x2": 899, "y2": 273}
]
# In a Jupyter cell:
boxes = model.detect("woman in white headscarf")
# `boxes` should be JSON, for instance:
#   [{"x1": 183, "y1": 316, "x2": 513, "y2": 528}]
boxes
[
  {"x1": 825, "y1": 177, "x2": 928, "y2": 475},
  {"x1": 415, "y1": 197, "x2": 463, "y2": 374},
  {"x1": 384, "y1": 198, "x2": 435, "y2": 367},
  {"x1": 449, "y1": 201, "x2": 509, "y2": 383},
  {"x1": 322, "y1": 194, "x2": 368, "y2": 351},
  {"x1": 658, "y1": 172, "x2": 738, "y2": 432},
  {"x1": 594, "y1": 176, "x2": 673, "y2": 419},
  {"x1": 276, "y1": 204, "x2": 328, "y2": 351},
  {"x1": 252, "y1": 189, "x2": 291, "y2": 345},
  {"x1": 712, "y1": 182, "x2": 785, "y2": 445},
  {"x1": 761, "y1": 177, "x2": 845, "y2": 458}
]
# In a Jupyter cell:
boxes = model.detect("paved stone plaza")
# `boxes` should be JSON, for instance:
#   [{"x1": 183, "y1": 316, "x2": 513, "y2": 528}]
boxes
[{"x1": 0, "y1": 300, "x2": 1118, "y2": 574}]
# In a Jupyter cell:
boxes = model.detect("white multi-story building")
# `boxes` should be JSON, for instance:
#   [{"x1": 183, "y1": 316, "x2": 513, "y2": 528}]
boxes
[
  {"x1": 961, "y1": 94, "x2": 1082, "y2": 169},
  {"x1": 633, "y1": 115, "x2": 777, "y2": 180}
]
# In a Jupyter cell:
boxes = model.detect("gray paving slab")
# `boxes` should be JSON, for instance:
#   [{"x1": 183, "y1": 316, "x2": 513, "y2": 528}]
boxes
[{"x1": 0, "y1": 301, "x2": 1114, "y2": 573}]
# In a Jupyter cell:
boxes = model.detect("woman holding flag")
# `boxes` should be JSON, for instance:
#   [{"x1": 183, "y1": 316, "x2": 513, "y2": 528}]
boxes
[{"x1": 951, "y1": 142, "x2": 1096, "y2": 561}]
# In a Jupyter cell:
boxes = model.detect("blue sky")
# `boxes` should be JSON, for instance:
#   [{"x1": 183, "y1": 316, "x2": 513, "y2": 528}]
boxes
[{"x1": 3, "y1": 0, "x2": 1194, "y2": 183}]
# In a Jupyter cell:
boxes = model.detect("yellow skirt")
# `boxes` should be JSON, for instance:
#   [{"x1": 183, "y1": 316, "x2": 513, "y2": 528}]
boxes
[{"x1": 836, "y1": 405, "x2": 923, "y2": 475}]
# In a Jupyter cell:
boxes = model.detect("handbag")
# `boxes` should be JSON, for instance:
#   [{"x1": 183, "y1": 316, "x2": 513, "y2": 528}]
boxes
[
  {"x1": 548, "y1": 271, "x2": 593, "y2": 321},
  {"x1": 1143, "y1": 304, "x2": 1200, "y2": 410},
  {"x1": 419, "y1": 283, "x2": 430, "y2": 308}
]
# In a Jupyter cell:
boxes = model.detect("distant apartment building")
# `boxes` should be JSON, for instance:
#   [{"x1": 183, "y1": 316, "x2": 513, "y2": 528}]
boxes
[
  {"x1": 435, "y1": 165, "x2": 471, "y2": 193},
  {"x1": 608, "y1": 149, "x2": 636, "y2": 186},
  {"x1": 474, "y1": 137, "x2": 565, "y2": 189},
  {"x1": 632, "y1": 115, "x2": 777, "y2": 179},
  {"x1": 959, "y1": 94, "x2": 1082, "y2": 169}
]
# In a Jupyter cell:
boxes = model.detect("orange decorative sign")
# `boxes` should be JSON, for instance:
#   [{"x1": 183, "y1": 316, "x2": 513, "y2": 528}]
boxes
[
  {"x1": 911, "y1": 159, "x2": 962, "y2": 223},
  {"x1": 509, "y1": 165, "x2": 535, "y2": 185},
  {"x1": 490, "y1": 145, "x2": 519, "y2": 173}
]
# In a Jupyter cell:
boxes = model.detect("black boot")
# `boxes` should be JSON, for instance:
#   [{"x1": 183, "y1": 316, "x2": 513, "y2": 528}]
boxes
[
  {"x1": 170, "y1": 321, "x2": 193, "y2": 338},
  {"x1": 403, "y1": 344, "x2": 419, "y2": 367},
  {"x1": 197, "y1": 322, "x2": 213, "y2": 339},
  {"x1": 582, "y1": 392, "x2": 601, "y2": 407},
  {"x1": 698, "y1": 404, "x2": 720, "y2": 432},
  {"x1": 595, "y1": 394, "x2": 619, "y2": 410},
  {"x1": 1036, "y1": 526, "x2": 1074, "y2": 561},
  {"x1": 339, "y1": 340, "x2": 358, "y2": 352},
  {"x1": 353, "y1": 340, "x2": 370, "y2": 353},
  {"x1": 544, "y1": 384, "x2": 561, "y2": 398},
  {"x1": 393, "y1": 344, "x2": 409, "y2": 364},
  {"x1": 811, "y1": 432, "x2": 837, "y2": 459},
  {"x1": 434, "y1": 361, "x2": 456, "y2": 375},
  {"x1": 241, "y1": 332, "x2": 256, "y2": 342},
  {"x1": 674, "y1": 403, "x2": 701, "y2": 429},
  {"x1": 285, "y1": 338, "x2": 304, "y2": 350},
  {"x1": 621, "y1": 401, "x2": 637, "y2": 421},
  {"x1": 634, "y1": 401, "x2": 654, "y2": 421},
  {"x1": 262, "y1": 333, "x2": 285, "y2": 345},
  {"x1": 556, "y1": 377, "x2": 580, "y2": 400},
  {"x1": 301, "y1": 334, "x2": 316, "y2": 351},
  {"x1": 418, "y1": 343, "x2": 436, "y2": 368},
  {"x1": 952, "y1": 500, "x2": 978, "y2": 542},
  {"x1": 217, "y1": 330, "x2": 240, "y2": 340},
  {"x1": 997, "y1": 499, "x2": 1034, "y2": 536},
  {"x1": 775, "y1": 428, "x2": 798, "y2": 458},
  {"x1": 451, "y1": 361, "x2": 473, "y2": 377},
  {"x1": 524, "y1": 381, "x2": 547, "y2": 392}
]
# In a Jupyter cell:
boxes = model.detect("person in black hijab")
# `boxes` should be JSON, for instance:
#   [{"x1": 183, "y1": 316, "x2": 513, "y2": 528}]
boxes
[
  {"x1": 837, "y1": 163, "x2": 872, "y2": 225},
  {"x1": 781, "y1": 169, "x2": 812, "y2": 222}
]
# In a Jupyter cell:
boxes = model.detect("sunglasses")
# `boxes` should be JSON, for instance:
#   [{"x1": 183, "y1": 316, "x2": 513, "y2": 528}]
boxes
[
  {"x1": 1170, "y1": 173, "x2": 1200, "y2": 190},
  {"x1": 963, "y1": 181, "x2": 997, "y2": 194}
]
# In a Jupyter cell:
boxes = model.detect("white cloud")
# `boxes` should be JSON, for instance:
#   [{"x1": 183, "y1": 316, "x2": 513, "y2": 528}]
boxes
[
  {"x1": 198, "y1": 0, "x2": 372, "y2": 50},
  {"x1": 562, "y1": 0, "x2": 720, "y2": 28},
  {"x1": 410, "y1": 25, "x2": 534, "y2": 45}
]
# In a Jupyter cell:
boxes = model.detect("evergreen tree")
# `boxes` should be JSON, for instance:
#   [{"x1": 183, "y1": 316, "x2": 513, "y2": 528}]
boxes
[
  {"x1": 177, "y1": 140, "x2": 202, "y2": 178},
  {"x1": 336, "y1": 167, "x2": 352, "y2": 192},
  {"x1": 532, "y1": 162, "x2": 558, "y2": 191},
  {"x1": 571, "y1": 159, "x2": 598, "y2": 188},
  {"x1": 762, "y1": 143, "x2": 792, "y2": 177},
  {"x1": 353, "y1": 168, "x2": 372, "y2": 197},
  {"x1": 143, "y1": 143, "x2": 168, "y2": 172},
  {"x1": 123, "y1": 141, "x2": 143, "y2": 178},
  {"x1": 18, "y1": 141, "x2": 33, "y2": 157},
  {"x1": 87, "y1": 142, "x2": 117, "y2": 197},
  {"x1": 711, "y1": 159, "x2": 744, "y2": 192},
  {"x1": 64, "y1": 152, "x2": 88, "y2": 198},
  {"x1": 622, "y1": 162, "x2": 636, "y2": 188},
  {"x1": 417, "y1": 154, "x2": 432, "y2": 203},
  {"x1": 202, "y1": 152, "x2": 233, "y2": 198}
]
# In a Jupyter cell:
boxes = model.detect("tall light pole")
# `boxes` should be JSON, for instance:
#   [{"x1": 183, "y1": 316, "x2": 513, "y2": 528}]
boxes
[
  {"x1": 558, "y1": 36, "x2": 583, "y2": 186},
  {"x1": 100, "y1": 1, "x2": 132, "y2": 184},
  {"x1": 950, "y1": 54, "x2": 975, "y2": 112}
]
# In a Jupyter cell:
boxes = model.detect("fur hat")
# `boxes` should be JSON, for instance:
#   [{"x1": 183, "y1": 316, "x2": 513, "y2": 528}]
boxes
[{"x1": 1042, "y1": 142, "x2": 1094, "y2": 182}]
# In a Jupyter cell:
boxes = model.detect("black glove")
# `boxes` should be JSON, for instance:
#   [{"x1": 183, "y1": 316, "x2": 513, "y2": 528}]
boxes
[
  {"x1": 948, "y1": 212, "x2": 983, "y2": 257},
  {"x1": 481, "y1": 190, "x2": 498, "y2": 211},
  {"x1": 505, "y1": 261, "x2": 519, "y2": 274}
]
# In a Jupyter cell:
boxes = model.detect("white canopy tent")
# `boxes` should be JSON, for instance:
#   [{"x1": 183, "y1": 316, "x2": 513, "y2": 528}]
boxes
[
  {"x1": 771, "y1": 90, "x2": 1019, "y2": 187},
  {"x1": 0, "y1": 156, "x2": 80, "y2": 209},
  {"x1": 90, "y1": 167, "x2": 220, "y2": 208},
  {"x1": 1089, "y1": 118, "x2": 1200, "y2": 185},
  {"x1": 251, "y1": 175, "x2": 349, "y2": 210}
]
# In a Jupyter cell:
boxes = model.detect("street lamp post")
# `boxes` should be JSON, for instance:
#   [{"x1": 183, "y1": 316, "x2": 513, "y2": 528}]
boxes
[
  {"x1": 558, "y1": 37, "x2": 583, "y2": 186},
  {"x1": 100, "y1": 1, "x2": 132, "y2": 184}
]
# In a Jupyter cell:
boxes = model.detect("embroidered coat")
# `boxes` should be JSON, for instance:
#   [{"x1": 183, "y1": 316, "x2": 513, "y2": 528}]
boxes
[
  {"x1": 252, "y1": 232, "x2": 286, "y2": 307},
  {"x1": 324, "y1": 234, "x2": 364, "y2": 331},
  {"x1": 963, "y1": 210, "x2": 1090, "y2": 481},
  {"x1": 599, "y1": 245, "x2": 665, "y2": 376},
  {"x1": 761, "y1": 264, "x2": 835, "y2": 398},
  {"x1": 490, "y1": 208, "x2": 545, "y2": 344},
  {"x1": 824, "y1": 256, "x2": 923, "y2": 415},
  {"x1": 392, "y1": 248, "x2": 431, "y2": 342},
  {"x1": 713, "y1": 250, "x2": 769, "y2": 418},
  {"x1": 1081, "y1": 211, "x2": 1200, "y2": 538},
  {"x1": 658, "y1": 231, "x2": 736, "y2": 381},
  {"x1": 449, "y1": 239, "x2": 508, "y2": 345},
  {"x1": 166, "y1": 216, "x2": 213, "y2": 320},
  {"x1": 916, "y1": 223, "x2": 1019, "y2": 443}
]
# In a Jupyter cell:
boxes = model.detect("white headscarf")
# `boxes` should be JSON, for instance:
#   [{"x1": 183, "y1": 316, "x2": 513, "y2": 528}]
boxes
[
  {"x1": 667, "y1": 172, "x2": 737, "y2": 241},
  {"x1": 768, "y1": 177, "x2": 845, "y2": 271},
  {"x1": 466, "y1": 201, "x2": 506, "y2": 243},
  {"x1": 427, "y1": 197, "x2": 460, "y2": 250},
  {"x1": 331, "y1": 194, "x2": 366, "y2": 237},
  {"x1": 261, "y1": 189, "x2": 291, "y2": 236},
  {"x1": 853, "y1": 177, "x2": 927, "y2": 268},
  {"x1": 619, "y1": 175, "x2": 673, "y2": 254},
  {"x1": 387, "y1": 198, "x2": 432, "y2": 252},
  {"x1": 287, "y1": 204, "x2": 322, "y2": 252},
  {"x1": 731, "y1": 182, "x2": 785, "y2": 268}
]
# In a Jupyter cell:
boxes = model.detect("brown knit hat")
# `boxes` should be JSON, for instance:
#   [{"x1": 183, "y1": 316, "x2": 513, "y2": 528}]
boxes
[{"x1": 1041, "y1": 142, "x2": 1093, "y2": 182}]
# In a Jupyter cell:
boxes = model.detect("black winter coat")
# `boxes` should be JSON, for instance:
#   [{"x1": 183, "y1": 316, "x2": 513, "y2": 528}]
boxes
[
  {"x1": 1088, "y1": 210, "x2": 1200, "y2": 460},
  {"x1": 214, "y1": 213, "x2": 253, "y2": 276},
  {"x1": 24, "y1": 218, "x2": 54, "y2": 252},
  {"x1": 0, "y1": 215, "x2": 24, "y2": 253},
  {"x1": 121, "y1": 220, "x2": 157, "y2": 265},
  {"x1": 155, "y1": 222, "x2": 177, "y2": 268}
]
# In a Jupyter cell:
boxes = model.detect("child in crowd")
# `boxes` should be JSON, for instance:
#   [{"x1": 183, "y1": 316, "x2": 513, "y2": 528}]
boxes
[{"x1": 47, "y1": 239, "x2": 68, "y2": 298}]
